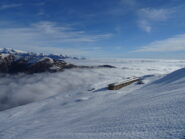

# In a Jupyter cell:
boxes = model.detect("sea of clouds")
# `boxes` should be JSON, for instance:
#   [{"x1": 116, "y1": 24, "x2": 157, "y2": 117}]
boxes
[{"x1": 0, "y1": 59, "x2": 185, "y2": 111}]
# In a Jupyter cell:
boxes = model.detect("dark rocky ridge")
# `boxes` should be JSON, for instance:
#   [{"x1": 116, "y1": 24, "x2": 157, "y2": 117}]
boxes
[
  {"x1": 0, "y1": 54, "x2": 76, "y2": 74},
  {"x1": 0, "y1": 48, "x2": 116, "y2": 74}
]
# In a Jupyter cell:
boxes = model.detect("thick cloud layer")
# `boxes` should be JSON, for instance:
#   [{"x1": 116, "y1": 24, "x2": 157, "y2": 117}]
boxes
[
  {"x1": 0, "y1": 69, "x2": 94, "y2": 111},
  {"x1": 0, "y1": 59, "x2": 185, "y2": 111},
  {"x1": 0, "y1": 68, "x2": 120, "y2": 111}
]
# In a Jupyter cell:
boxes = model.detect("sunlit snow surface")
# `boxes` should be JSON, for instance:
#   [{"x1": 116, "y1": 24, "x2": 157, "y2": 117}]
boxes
[{"x1": 0, "y1": 59, "x2": 185, "y2": 139}]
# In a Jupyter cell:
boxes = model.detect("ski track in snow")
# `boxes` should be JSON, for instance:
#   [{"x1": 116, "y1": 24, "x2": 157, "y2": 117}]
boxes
[{"x1": 0, "y1": 59, "x2": 185, "y2": 139}]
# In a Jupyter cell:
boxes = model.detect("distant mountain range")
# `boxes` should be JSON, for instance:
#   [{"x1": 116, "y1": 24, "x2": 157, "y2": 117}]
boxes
[
  {"x1": 0, "y1": 48, "x2": 81, "y2": 74},
  {"x1": 0, "y1": 48, "x2": 84, "y2": 60},
  {"x1": 0, "y1": 48, "x2": 114, "y2": 74}
]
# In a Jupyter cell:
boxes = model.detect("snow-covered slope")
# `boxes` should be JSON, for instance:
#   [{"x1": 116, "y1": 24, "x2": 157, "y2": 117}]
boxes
[{"x1": 0, "y1": 62, "x2": 185, "y2": 138}]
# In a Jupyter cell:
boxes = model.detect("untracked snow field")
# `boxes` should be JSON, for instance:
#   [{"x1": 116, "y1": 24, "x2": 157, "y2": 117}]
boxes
[{"x1": 0, "y1": 59, "x2": 185, "y2": 139}]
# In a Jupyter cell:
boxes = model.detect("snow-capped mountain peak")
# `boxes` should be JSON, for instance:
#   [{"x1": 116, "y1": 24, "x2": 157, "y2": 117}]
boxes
[
  {"x1": 0, "y1": 48, "x2": 77, "y2": 73},
  {"x1": 0, "y1": 48, "x2": 27, "y2": 54}
]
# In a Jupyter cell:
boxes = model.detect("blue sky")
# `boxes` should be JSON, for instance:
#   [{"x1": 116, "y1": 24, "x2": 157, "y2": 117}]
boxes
[{"x1": 0, "y1": 0, "x2": 185, "y2": 59}]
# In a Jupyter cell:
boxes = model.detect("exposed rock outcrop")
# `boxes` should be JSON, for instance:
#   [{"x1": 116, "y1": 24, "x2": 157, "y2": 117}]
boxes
[
  {"x1": 0, "y1": 53, "x2": 76, "y2": 74},
  {"x1": 0, "y1": 54, "x2": 15, "y2": 73}
]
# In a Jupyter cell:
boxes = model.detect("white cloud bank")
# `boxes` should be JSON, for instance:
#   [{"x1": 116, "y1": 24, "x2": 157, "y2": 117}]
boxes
[
  {"x1": 0, "y1": 69, "x2": 102, "y2": 111},
  {"x1": 135, "y1": 34, "x2": 185, "y2": 52}
]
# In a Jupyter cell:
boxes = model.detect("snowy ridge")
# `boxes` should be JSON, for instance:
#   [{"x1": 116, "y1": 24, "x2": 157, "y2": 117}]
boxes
[
  {"x1": 0, "y1": 48, "x2": 82, "y2": 61},
  {"x1": 0, "y1": 48, "x2": 117, "y2": 74},
  {"x1": 0, "y1": 48, "x2": 86, "y2": 73},
  {"x1": 0, "y1": 48, "x2": 27, "y2": 54},
  {"x1": 0, "y1": 59, "x2": 185, "y2": 138}
]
